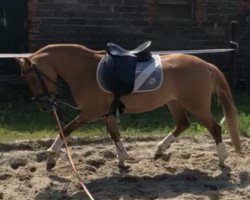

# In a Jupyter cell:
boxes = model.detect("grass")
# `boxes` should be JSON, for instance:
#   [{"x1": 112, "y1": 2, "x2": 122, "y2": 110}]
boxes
[{"x1": 0, "y1": 91, "x2": 249, "y2": 141}]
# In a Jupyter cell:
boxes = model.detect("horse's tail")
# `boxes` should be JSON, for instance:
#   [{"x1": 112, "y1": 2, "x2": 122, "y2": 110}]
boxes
[{"x1": 211, "y1": 65, "x2": 241, "y2": 153}]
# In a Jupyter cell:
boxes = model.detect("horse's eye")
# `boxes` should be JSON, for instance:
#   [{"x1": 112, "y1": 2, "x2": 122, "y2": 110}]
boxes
[
  {"x1": 20, "y1": 71, "x2": 26, "y2": 77},
  {"x1": 29, "y1": 77, "x2": 38, "y2": 85}
]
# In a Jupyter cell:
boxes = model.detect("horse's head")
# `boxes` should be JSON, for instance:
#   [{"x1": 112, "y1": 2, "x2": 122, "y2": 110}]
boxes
[{"x1": 16, "y1": 57, "x2": 58, "y2": 113}]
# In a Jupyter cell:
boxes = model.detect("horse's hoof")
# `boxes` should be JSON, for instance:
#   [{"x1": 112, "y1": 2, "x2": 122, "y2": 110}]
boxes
[
  {"x1": 46, "y1": 162, "x2": 56, "y2": 171},
  {"x1": 154, "y1": 148, "x2": 163, "y2": 160},
  {"x1": 154, "y1": 153, "x2": 163, "y2": 160},
  {"x1": 219, "y1": 161, "x2": 226, "y2": 168},
  {"x1": 46, "y1": 151, "x2": 60, "y2": 171},
  {"x1": 118, "y1": 164, "x2": 130, "y2": 173}
]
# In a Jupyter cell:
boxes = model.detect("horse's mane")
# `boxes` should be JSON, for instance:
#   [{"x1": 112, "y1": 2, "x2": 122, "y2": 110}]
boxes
[{"x1": 30, "y1": 44, "x2": 105, "y2": 59}]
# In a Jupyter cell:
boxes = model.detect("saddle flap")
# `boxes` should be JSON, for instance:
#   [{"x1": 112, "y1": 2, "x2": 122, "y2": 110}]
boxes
[{"x1": 102, "y1": 53, "x2": 137, "y2": 95}]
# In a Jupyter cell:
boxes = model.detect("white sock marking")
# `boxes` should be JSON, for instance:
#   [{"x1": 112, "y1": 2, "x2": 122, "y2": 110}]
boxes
[
  {"x1": 158, "y1": 132, "x2": 176, "y2": 152},
  {"x1": 48, "y1": 135, "x2": 64, "y2": 152},
  {"x1": 115, "y1": 141, "x2": 129, "y2": 165},
  {"x1": 216, "y1": 142, "x2": 228, "y2": 165}
]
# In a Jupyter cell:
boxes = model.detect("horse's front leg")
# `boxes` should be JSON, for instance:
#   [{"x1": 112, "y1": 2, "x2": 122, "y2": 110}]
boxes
[
  {"x1": 46, "y1": 116, "x2": 83, "y2": 170},
  {"x1": 103, "y1": 116, "x2": 130, "y2": 170}
]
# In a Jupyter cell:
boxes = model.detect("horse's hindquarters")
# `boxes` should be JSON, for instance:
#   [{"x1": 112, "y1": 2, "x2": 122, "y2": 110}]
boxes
[{"x1": 122, "y1": 54, "x2": 214, "y2": 114}]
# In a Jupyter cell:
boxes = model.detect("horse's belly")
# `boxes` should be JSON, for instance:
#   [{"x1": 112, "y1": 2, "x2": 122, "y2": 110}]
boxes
[{"x1": 122, "y1": 91, "x2": 168, "y2": 113}]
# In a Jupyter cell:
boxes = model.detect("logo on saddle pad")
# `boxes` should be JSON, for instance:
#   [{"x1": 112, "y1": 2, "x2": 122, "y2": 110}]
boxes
[{"x1": 97, "y1": 55, "x2": 163, "y2": 94}]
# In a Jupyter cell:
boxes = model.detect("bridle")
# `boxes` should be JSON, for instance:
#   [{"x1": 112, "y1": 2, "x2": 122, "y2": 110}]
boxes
[
  {"x1": 23, "y1": 63, "x2": 82, "y2": 121},
  {"x1": 23, "y1": 63, "x2": 57, "y2": 103}
]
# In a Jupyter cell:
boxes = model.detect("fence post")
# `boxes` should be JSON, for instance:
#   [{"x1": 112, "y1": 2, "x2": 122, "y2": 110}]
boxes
[{"x1": 229, "y1": 20, "x2": 239, "y2": 93}]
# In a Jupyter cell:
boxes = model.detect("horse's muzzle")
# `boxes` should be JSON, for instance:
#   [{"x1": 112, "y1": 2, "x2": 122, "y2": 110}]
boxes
[{"x1": 37, "y1": 101, "x2": 53, "y2": 113}]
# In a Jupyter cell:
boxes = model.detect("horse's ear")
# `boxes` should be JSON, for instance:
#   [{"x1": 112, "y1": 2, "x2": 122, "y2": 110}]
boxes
[
  {"x1": 15, "y1": 58, "x2": 32, "y2": 76},
  {"x1": 15, "y1": 57, "x2": 32, "y2": 66},
  {"x1": 15, "y1": 58, "x2": 32, "y2": 67},
  {"x1": 23, "y1": 57, "x2": 32, "y2": 66},
  {"x1": 15, "y1": 57, "x2": 24, "y2": 66}
]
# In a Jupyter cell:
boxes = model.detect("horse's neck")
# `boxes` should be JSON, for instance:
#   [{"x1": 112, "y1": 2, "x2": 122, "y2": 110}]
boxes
[
  {"x1": 54, "y1": 51, "x2": 101, "y2": 83},
  {"x1": 53, "y1": 51, "x2": 103, "y2": 105}
]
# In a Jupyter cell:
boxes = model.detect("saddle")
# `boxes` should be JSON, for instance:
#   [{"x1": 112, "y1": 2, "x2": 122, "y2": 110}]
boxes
[{"x1": 101, "y1": 41, "x2": 152, "y2": 115}]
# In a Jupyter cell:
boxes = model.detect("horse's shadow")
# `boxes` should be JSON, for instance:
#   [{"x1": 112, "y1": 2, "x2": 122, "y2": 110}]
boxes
[{"x1": 35, "y1": 167, "x2": 249, "y2": 200}]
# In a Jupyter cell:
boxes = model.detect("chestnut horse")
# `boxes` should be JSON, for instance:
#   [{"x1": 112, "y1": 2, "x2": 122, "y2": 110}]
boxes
[{"x1": 16, "y1": 44, "x2": 241, "y2": 170}]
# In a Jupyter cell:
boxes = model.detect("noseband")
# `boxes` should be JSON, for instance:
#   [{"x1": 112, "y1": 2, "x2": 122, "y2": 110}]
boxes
[{"x1": 23, "y1": 64, "x2": 57, "y2": 103}]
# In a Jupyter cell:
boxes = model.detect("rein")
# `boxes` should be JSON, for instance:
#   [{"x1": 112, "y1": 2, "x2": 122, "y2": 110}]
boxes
[
  {"x1": 52, "y1": 104, "x2": 94, "y2": 200},
  {"x1": 25, "y1": 64, "x2": 94, "y2": 199}
]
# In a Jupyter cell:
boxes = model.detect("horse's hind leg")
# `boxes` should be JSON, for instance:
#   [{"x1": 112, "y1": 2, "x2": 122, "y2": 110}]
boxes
[
  {"x1": 103, "y1": 116, "x2": 129, "y2": 169},
  {"x1": 180, "y1": 97, "x2": 227, "y2": 166},
  {"x1": 195, "y1": 113, "x2": 227, "y2": 166},
  {"x1": 155, "y1": 100, "x2": 190, "y2": 158}
]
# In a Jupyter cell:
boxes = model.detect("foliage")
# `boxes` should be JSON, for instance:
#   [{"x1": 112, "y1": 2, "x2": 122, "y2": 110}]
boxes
[{"x1": 0, "y1": 91, "x2": 249, "y2": 141}]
